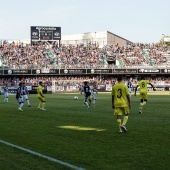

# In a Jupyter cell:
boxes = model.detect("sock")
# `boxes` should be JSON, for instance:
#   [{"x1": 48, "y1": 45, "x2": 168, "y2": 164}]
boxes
[
  {"x1": 42, "y1": 102, "x2": 45, "y2": 109},
  {"x1": 117, "y1": 119, "x2": 121, "y2": 130},
  {"x1": 6, "y1": 98, "x2": 8, "y2": 102},
  {"x1": 85, "y1": 102, "x2": 89, "y2": 108},
  {"x1": 122, "y1": 116, "x2": 128, "y2": 126},
  {"x1": 93, "y1": 99, "x2": 96, "y2": 105},
  {"x1": 143, "y1": 101, "x2": 147, "y2": 106},
  {"x1": 139, "y1": 103, "x2": 143, "y2": 112},
  {"x1": 38, "y1": 102, "x2": 42, "y2": 108},
  {"x1": 20, "y1": 103, "x2": 24, "y2": 108},
  {"x1": 89, "y1": 99, "x2": 91, "y2": 106},
  {"x1": 27, "y1": 99, "x2": 30, "y2": 105}
]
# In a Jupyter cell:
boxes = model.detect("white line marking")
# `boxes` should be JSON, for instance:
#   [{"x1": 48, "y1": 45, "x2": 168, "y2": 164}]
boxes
[{"x1": 0, "y1": 139, "x2": 85, "y2": 170}]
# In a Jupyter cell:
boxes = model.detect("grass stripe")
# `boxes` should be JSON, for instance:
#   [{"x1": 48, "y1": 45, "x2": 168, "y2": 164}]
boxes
[{"x1": 0, "y1": 139, "x2": 86, "y2": 170}]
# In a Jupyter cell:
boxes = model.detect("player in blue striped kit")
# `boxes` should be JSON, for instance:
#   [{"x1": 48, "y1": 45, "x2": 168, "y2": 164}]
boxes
[
  {"x1": 90, "y1": 85, "x2": 98, "y2": 107},
  {"x1": 3, "y1": 83, "x2": 9, "y2": 103},
  {"x1": 127, "y1": 80, "x2": 132, "y2": 98},
  {"x1": 21, "y1": 82, "x2": 31, "y2": 107}
]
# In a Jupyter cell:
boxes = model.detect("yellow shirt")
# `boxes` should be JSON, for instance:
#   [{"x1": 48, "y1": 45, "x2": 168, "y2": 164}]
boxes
[
  {"x1": 112, "y1": 82, "x2": 129, "y2": 107},
  {"x1": 138, "y1": 80, "x2": 149, "y2": 93},
  {"x1": 37, "y1": 85, "x2": 43, "y2": 96}
]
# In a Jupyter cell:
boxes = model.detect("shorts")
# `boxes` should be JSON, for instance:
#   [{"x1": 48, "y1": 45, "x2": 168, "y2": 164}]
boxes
[
  {"x1": 114, "y1": 106, "x2": 129, "y2": 116},
  {"x1": 17, "y1": 97, "x2": 23, "y2": 103},
  {"x1": 4, "y1": 92, "x2": 9, "y2": 97},
  {"x1": 91, "y1": 93, "x2": 96, "y2": 99},
  {"x1": 38, "y1": 96, "x2": 45, "y2": 102},
  {"x1": 23, "y1": 95, "x2": 28, "y2": 100},
  {"x1": 128, "y1": 88, "x2": 132, "y2": 93},
  {"x1": 84, "y1": 95, "x2": 92, "y2": 102},
  {"x1": 140, "y1": 91, "x2": 148, "y2": 100}
]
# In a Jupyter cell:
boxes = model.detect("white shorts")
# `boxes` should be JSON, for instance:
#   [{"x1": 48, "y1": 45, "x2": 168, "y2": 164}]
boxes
[
  {"x1": 91, "y1": 93, "x2": 96, "y2": 99},
  {"x1": 4, "y1": 92, "x2": 9, "y2": 97},
  {"x1": 22, "y1": 95, "x2": 28, "y2": 100},
  {"x1": 128, "y1": 88, "x2": 132, "y2": 93},
  {"x1": 17, "y1": 98, "x2": 23, "y2": 103}
]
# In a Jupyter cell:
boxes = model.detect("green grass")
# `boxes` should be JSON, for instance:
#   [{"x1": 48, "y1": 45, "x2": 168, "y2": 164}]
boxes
[{"x1": 0, "y1": 93, "x2": 170, "y2": 170}]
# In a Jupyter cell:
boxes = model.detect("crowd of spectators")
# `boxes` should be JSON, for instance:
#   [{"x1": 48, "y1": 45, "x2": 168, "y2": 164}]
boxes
[
  {"x1": 116, "y1": 43, "x2": 170, "y2": 68},
  {"x1": 0, "y1": 41, "x2": 55, "y2": 69},
  {"x1": 0, "y1": 40, "x2": 170, "y2": 90},
  {"x1": 0, "y1": 41, "x2": 170, "y2": 69},
  {"x1": 0, "y1": 75, "x2": 170, "y2": 88}
]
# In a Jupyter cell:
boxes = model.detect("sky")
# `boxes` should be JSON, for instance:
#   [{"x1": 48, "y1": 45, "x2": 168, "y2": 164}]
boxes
[{"x1": 0, "y1": 0, "x2": 169, "y2": 43}]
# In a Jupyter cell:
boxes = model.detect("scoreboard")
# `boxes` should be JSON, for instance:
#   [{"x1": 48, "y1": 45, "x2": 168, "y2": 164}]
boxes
[
  {"x1": 40, "y1": 31, "x2": 52, "y2": 40},
  {"x1": 31, "y1": 26, "x2": 61, "y2": 42}
]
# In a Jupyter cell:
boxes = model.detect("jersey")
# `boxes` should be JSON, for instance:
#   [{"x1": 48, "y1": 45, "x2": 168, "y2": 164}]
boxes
[
  {"x1": 127, "y1": 82, "x2": 132, "y2": 89},
  {"x1": 112, "y1": 82, "x2": 129, "y2": 107},
  {"x1": 21, "y1": 86, "x2": 28, "y2": 95},
  {"x1": 37, "y1": 85, "x2": 43, "y2": 97},
  {"x1": 16, "y1": 86, "x2": 22, "y2": 99},
  {"x1": 138, "y1": 80, "x2": 149, "y2": 94},
  {"x1": 84, "y1": 85, "x2": 91, "y2": 97}
]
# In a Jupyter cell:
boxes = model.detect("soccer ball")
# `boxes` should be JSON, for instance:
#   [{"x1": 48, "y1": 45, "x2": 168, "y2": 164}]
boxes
[{"x1": 74, "y1": 96, "x2": 78, "y2": 100}]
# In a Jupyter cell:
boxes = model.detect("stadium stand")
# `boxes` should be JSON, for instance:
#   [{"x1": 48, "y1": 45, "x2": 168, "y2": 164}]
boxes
[
  {"x1": 1, "y1": 41, "x2": 170, "y2": 69},
  {"x1": 0, "y1": 41, "x2": 170, "y2": 91}
]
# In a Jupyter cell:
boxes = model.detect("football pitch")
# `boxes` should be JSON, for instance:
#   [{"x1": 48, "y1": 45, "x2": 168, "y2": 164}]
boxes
[{"x1": 0, "y1": 92, "x2": 170, "y2": 170}]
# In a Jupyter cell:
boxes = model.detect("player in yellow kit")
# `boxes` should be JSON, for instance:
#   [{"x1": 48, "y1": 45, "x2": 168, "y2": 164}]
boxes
[
  {"x1": 37, "y1": 81, "x2": 46, "y2": 110},
  {"x1": 134, "y1": 76, "x2": 156, "y2": 114},
  {"x1": 112, "y1": 75, "x2": 131, "y2": 133}
]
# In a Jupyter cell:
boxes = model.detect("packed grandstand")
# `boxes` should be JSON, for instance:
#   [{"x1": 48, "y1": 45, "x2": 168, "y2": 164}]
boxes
[
  {"x1": 1, "y1": 41, "x2": 170, "y2": 69},
  {"x1": 0, "y1": 40, "x2": 170, "y2": 91}
]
